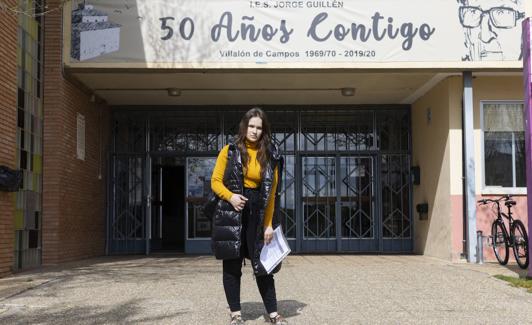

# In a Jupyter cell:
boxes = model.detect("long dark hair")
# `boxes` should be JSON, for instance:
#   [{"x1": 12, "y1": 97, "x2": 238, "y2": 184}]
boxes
[{"x1": 236, "y1": 107, "x2": 271, "y2": 176}]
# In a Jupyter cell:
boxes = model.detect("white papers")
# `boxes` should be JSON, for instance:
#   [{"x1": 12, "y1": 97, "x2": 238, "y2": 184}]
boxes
[{"x1": 260, "y1": 226, "x2": 291, "y2": 274}]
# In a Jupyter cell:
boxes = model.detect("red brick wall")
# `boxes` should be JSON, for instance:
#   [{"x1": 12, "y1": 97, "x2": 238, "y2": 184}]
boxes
[
  {"x1": 42, "y1": 2, "x2": 110, "y2": 265},
  {"x1": 0, "y1": 1, "x2": 18, "y2": 277}
]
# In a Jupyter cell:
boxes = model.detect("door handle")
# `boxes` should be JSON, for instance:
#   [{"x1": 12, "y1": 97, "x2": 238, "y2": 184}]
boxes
[
  {"x1": 146, "y1": 195, "x2": 152, "y2": 208},
  {"x1": 159, "y1": 208, "x2": 163, "y2": 239}
]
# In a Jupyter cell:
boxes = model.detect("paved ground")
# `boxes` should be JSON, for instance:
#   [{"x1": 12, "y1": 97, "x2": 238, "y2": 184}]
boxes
[{"x1": 0, "y1": 255, "x2": 530, "y2": 324}]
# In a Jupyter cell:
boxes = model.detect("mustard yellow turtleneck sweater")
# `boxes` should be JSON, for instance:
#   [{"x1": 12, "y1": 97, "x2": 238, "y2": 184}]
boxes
[{"x1": 211, "y1": 142, "x2": 279, "y2": 228}]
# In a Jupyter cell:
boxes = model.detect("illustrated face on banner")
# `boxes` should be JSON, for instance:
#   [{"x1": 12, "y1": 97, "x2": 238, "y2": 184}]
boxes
[{"x1": 458, "y1": 0, "x2": 524, "y2": 61}]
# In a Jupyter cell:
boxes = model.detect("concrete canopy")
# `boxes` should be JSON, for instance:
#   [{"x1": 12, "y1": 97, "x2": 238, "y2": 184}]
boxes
[{"x1": 68, "y1": 70, "x2": 454, "y2": 106}]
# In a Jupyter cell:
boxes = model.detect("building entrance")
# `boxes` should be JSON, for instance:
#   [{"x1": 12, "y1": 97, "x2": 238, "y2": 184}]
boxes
[
  {"x1": 108, "y1": 106, "x2": 413, "y2": 255},
  {"x1": 149, "y1": 164, "x2": 186, "y2": 252},
  {"x1": 301, "y1": 155, "x2": 376, "y2": 252}
]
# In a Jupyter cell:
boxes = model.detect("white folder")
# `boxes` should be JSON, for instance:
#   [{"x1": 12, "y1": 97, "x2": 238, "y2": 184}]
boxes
[{"x1": 260, "y1": 225, "x2": 291, "y2": 274}]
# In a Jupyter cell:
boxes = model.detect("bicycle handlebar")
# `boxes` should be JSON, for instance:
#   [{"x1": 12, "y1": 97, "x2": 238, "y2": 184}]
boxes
[{"x1": 477, "y1": 195, "x2": 513, "y2": 205}]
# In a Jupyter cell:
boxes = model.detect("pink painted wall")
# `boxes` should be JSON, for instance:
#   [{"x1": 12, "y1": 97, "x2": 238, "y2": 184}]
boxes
[
  {"x1": 452, "y1": 195, "x2": 528, "y2": 262},
  {"x1": 451, "y1": 195, "x2": 464, "y2": 261}
]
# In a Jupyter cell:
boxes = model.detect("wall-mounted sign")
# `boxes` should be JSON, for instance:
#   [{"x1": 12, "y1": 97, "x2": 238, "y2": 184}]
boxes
[
  {"x1": 76, "y1": 113, "x2": 85, "y2": 161},
  {"x1": 64, "y1": 0, "x2": 525, "y2": 67}
]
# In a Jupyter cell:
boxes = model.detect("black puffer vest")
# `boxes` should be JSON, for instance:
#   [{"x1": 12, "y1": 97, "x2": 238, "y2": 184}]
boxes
[{"x1": 211, "y1": 142, "x2": 283, "y2": 276}]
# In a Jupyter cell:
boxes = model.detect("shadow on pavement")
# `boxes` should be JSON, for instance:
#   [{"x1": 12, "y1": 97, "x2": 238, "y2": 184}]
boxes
[
  {"x1": 0, "y1": 298, "x2": 188, "y2": 324},
  {"x1": 241, "y1": 299, "x2": 307, "y2": 321},
  {"x1": 12, "y1": 255, "x2": 213, "y2": 275},
  {"x1": 500, "y1": 263, "x2": 529, "y2": 278}
]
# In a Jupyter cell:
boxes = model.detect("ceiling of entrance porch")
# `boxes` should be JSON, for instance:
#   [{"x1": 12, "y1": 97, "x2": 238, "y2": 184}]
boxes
[{"x1": 70, "y1": 71, "x2": 450, "y2": 106}]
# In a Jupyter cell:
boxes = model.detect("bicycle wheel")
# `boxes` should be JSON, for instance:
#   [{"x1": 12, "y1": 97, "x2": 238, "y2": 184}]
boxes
[
  {"x1": 492, "y1": 220, "x2": 509, "y2": 265},
  {"x1": 511, "y1": 220, "x2": 529, "y2": 269}
]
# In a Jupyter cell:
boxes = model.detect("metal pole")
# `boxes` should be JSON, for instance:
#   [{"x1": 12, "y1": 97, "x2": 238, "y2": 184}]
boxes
[
  {"x1": 145, "y1": 119, "x2": 151, "y2": 255},
  {"x1": 463, "y1": 71, "x2": 477, "y2": 263},
  {"x1": 521, "y1": 18, "x2": 532, "y2": 278},
  {"x1": 476, "y1": 231, "x2": 483, "y2": 264}
]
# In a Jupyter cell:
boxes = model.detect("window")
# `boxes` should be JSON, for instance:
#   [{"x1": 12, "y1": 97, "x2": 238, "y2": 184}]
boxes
[{"x1": 482, "y1": 102, "x2": 525, "y2": 190}]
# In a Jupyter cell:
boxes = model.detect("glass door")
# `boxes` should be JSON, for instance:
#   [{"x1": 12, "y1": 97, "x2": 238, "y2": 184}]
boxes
[
  {"x1": 338, "y1": 156, "x2": 377, "y2": 251},
  {"x1": 301, "y1": 156, "x2": 376, "y2": 252},
  {"x1": 301, "y1": 156, "x2": 337, "y2": 251},
  {"x1": 149, "y1": 165, "x2": 163, "y2": 250}
]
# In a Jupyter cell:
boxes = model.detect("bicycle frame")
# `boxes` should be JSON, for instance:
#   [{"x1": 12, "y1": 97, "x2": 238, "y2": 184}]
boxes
[
  {"x1": 478, "y1": 195, "x2": 529, "y2": 268},
  {"x1": 481, "y1": 196, "x2": 516, "y2": 247}
]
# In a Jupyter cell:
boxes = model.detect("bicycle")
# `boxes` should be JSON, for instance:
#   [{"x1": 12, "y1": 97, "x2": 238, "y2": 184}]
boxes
[{"x1": 477, "y1": 195, "x2": 529, "y2": 269}]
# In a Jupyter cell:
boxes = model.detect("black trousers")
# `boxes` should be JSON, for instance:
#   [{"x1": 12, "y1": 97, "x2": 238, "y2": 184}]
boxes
[{"x1": 222, "y1": 188, "x2": 278, "y2": 314}]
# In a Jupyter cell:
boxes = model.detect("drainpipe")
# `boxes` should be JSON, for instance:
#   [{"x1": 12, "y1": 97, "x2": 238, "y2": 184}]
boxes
[
  {"x1": 462, "y1": 71, "x2": 477, "y2": 263},
  {"x1": 461, "y1": 100, "x2": 467, "y2": 259}
]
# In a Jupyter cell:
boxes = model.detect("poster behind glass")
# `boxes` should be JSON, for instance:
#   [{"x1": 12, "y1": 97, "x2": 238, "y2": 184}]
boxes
[{"x1": 187, "y1": 157, "x2": 216, "y2": 238}]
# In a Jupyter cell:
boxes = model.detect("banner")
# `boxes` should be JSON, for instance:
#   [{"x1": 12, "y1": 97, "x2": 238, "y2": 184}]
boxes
[{"x1": 66, "y1": 0, "x2": 525, "y2": 66}]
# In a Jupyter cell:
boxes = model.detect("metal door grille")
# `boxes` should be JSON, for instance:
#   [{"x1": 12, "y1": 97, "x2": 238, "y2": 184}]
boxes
[
  {"x1": 381, "y1": 154, "x2": 411, "y2": 239},
  {"x1": 340, "y1": 157, "x2": 373, "y2": 239},
  {"x1": 110, "y1": 156, "x2": 146, "y2": 253},
  {"x1": 302, "y1": 157, "x2": 336, "y2": 239},
  {"x1": 278, "y1": 156, "x2": 296, "y2": 238},
  {"x1": 109, "y1": 106, "x2": 412, "y2": 254}
]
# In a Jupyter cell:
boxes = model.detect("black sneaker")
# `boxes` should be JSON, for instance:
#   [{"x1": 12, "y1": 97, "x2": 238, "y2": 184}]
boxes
[{"x1": 230, "y1": 314, "x2": 245, "y2": 325}]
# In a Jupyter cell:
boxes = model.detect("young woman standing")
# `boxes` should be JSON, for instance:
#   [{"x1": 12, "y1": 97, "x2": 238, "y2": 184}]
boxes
[{"x1": 210, "y1": 107, "x2": 287, "y2": 325}]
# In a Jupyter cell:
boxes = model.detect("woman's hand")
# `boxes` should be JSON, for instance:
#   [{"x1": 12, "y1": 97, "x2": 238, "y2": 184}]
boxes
[
  {"x1": 264, "y1": 226, "x2": 274, "y2": 245},
  {"x1": 229, "y1": 194, "x2": 248, "y2": 212}
]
